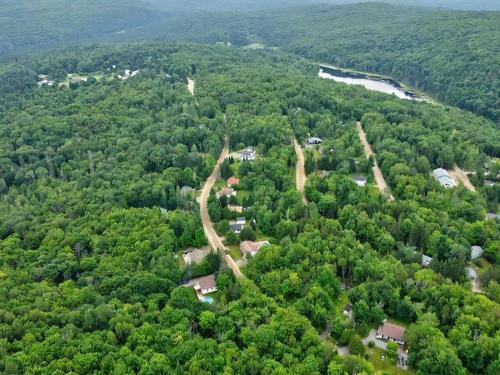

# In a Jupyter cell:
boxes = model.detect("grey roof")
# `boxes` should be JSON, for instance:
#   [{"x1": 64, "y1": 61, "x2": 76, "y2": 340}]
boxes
[
  {"x1": 486, "y1": 212, "x2": 500, "y2": 220},
  {"x1": 470, "y1": 246, "x2": 483, "y2": 259},
  {"x1": 467, "y1": 267, "x2": 477, "y2": 280},
  {"x1": 307, "y1": 137, "x2": 322, "y2": 144},
  {"x1": 230, "y1": 223, "x2": 244, "y2": 232},
  {"x1": 432, "y1": 168, "x2": 456, "y2": 188}
]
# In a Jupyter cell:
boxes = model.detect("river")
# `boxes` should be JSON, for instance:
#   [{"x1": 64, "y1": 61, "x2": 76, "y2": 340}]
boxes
[{"x1": 318, "y1": 65, "x2": 426, "y2": 101}]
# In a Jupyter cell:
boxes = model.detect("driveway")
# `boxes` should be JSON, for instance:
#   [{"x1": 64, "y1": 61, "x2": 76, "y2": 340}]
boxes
[
  {"x1": 362, "y1": 329, "x2": 387, "y2": 350},
  {"x1": 293, "y1": 137, "x2": 307, "y2": 204}
]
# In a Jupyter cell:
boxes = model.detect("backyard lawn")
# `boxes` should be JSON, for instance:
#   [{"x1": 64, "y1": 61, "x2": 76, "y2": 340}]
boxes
[{"x1": 366, "y1": 347, "x2": 413, "y2": 375}]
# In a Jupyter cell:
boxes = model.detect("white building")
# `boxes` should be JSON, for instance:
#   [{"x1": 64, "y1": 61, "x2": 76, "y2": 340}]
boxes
[
  {"x1": 432, "y1": 168, "x2": 456, "y2": 188},
  {"x1": 240, "y1": 147, "x2": 255, "y2": 161},
  {"x1": 193, "y1": 274, "x2": 218, "y2": 295},
  {"x1": 470, "y1": 245, "x2": 483, "y2": 259}
]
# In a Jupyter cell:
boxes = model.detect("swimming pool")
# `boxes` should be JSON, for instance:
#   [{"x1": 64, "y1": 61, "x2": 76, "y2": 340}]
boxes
[{"x1": 201, "y1": 296, "x2": 214, "y2": 304}]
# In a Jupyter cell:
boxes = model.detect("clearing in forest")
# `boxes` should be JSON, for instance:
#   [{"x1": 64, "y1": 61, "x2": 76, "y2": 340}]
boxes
[
  {"x1": 356, "y1": 121, "x2": 395, "y2": 201},
  {"x1": 187, "y1": 77, "x2": 195, "y2": 96},
  {"x1": 449, "y1": 164, "x2": 476, "y2": 191},
  {"x1": 293, "y1": 137, "x2": 308, "y2": 204}
]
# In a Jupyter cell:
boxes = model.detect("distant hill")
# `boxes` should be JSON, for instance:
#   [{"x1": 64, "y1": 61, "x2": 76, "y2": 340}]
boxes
[{"x1": 0, "y1": 0, "x2": 164, "y2": 56}]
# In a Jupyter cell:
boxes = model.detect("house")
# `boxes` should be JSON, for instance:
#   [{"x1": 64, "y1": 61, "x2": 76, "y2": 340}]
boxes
[
  {"x1": 307, "y1": 137, "x2": 322, "y2": 145},
  {"x1": 228, "y1": 204, "x2": 243, "y2": 213},
  {"x1": 240, "y1": 147, "x2": 255, "y2": 161},
  {"x1": 421, "y1": 254, "x2": 433, "y2": 267},
  {"x1": 470, "y1": 245, "x2": 483, "y2": 259},
  {"x1": 376, "y1": 322, "x2": 406, "y2": 346},
  {"x1": 236, "y1": 217, "x2": 246, "y2": 225},
  {"x1": 217, "y1": 187, "x2": 236, "y2": 198},
  {"x1": 193, "y1": 274, "x2": 218, "y2": 295},
  {"x1": 182, "y1": 248, "x2": 210, "y2": 265},
  {"x1": 432, "y1": 168, "x2": 456, "y2": 188},
  {"x1": 227, "y1": 177, "x2": 240, "y2": 186},
  {"x1": 240, "y1": 240, "x2": 270, "y2": 257},
  {"x1": 343, "y1": 304, "x2": 353, "y2": 318},
  {"x1": 352, "y1": 176, "x2": 367, "y2": 187},
  {"x1": 229, "y1": 222, "x2": 244, "y2": 234}
]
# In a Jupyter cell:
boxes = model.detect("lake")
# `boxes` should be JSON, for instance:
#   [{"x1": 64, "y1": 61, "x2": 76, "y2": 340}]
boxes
[{"x1": 318, "y1": 65, "x2": 425, "y2": 101}]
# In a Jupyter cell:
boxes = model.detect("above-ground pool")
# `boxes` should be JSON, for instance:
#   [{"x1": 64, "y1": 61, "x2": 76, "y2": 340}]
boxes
[{"x1": 201, "y1": 296, "x2": 214, "y2": 304}]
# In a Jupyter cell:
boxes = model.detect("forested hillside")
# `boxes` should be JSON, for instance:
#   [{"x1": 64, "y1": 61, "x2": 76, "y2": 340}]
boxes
[
  {"x1": 0, "y1": 43, "x2": 498, "y2": 374},
  {"x1": 2, "y1": 2, "x2": 498, "y2": 122},
  {"x1": 129, "y1": 3, "x2": 500, "y2": 122}
]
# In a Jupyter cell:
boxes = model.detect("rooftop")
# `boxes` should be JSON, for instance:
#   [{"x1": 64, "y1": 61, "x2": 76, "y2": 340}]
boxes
[
  {"x1": 377, "y1": 322, "x2": 406, "y2": 341},
  {"x1": 198, "y1": 274, "x2": 216, "y2": 290}
]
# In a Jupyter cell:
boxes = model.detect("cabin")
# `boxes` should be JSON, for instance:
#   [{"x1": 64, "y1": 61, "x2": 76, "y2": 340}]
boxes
[
  {"x1": 240, "y1": 240, "x2": 270, "y2": 257},
  {"x1": 376, "y1": 322, "x2": 406, "y2": 346},
  {"x1": 432, "y1": 168, "x2": 456, "y2": 188},
  {"x1": 307, "y1": 137, "x2": 322, "y2": 145}
]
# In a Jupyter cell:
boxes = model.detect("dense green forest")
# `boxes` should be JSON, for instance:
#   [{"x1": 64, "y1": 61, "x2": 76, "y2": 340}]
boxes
[
  {"x1": 125, "y1": 3, "x2": 499, "y2": 122},
  {"x1": 2, "y1": 2, "x2": 499, "y2": 122},
  {"x1": 0, "y1": 43, "x2": 498, "y2": 374}
]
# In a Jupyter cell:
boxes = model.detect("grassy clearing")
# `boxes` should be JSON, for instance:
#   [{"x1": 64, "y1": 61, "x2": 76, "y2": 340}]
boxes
[
  {"x1": 366, "y1": 347, "x2": 412, "y2": 375},
  {"x1": 228, "y1": 244, "x2": 241, "y2": 260}
]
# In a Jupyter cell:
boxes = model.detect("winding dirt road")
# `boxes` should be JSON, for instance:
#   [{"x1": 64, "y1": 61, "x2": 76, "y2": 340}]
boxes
[
  {"x1": 199, "y1": 138, "x2": 244, "y2": 279},
  {"x1": 293, "y1": 137, "x2": 308, "y2": 204},
  {"x1": 356, "y1": 122, "x2": 394, "y2": 201}
]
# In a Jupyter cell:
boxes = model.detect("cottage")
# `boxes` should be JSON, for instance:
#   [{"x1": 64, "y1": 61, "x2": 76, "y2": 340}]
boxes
[
  {"x1": 421, "y1": 254, "x2": 433, "y2": 267},
  {"x1": 352, "y1": 175, "x2": 367, "y2": 187},
  {"x1": 193, "y1": 274, "x2": 218, "y2": 295},
  {"x1": 217, "y1": 187, "x2": 236, "y2": 198},
  {"x1": 240, "y1": 147, "x2": 255, "y2": 161},
  {"x1": 307, "y1": 137, "x2": 322, "y2": 145},
  {"x1": 376, "y1": 322, "x2": 406, "y2": 346},
  {"x1": 432, "y1": 168, "x2": 456, "y2": 188},
  {"x1": 470, "y1": 245, "x2": 483, "y2": 259},
  {"x1": 227, "y1": 177, "x2": 240, "y2": 186},
  {"x1": 240, "y1": 240, "x2": 270, "y2": 257}
]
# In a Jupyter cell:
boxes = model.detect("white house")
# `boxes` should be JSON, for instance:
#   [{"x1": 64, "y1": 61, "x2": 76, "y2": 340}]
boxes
[
  {"x1": 352, "y1": 176, "x2": 367, "y2": 187},
  {"x1": 432, "y1": 168, "x2": 456, "y2": 188},
  {"x1": 307, "y1": 137, "x2": 322, "y2": 145},
  {"x1": 193, "y1": 274, "x2": 218, "y2": 295},
  {"x1": 240, "y1": 147, "x2": 255, "y2": 161},
  {"x1": 376, "y1": 322, "x2": 406, "y2": 346}
]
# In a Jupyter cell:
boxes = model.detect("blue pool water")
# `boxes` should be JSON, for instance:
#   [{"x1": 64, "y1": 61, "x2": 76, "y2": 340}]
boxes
[{"x1": 201, "y1": 296, "x2": 214, "y2": 304}]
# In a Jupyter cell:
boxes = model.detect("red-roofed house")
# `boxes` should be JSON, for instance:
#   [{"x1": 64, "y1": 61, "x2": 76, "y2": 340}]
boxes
[{"x1": 227, "y1": 177, "x2": 240, "y2": 186}]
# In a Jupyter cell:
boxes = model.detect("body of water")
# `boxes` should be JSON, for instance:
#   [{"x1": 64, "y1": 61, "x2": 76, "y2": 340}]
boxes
[{"x1": 319, "y1": 65, "x2": 425, "y2": 101}]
